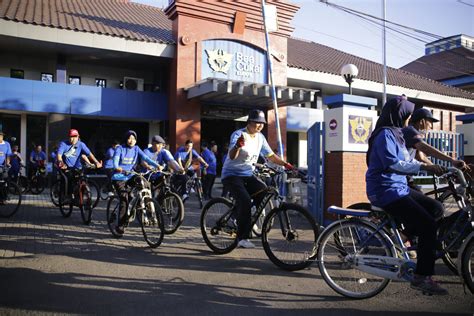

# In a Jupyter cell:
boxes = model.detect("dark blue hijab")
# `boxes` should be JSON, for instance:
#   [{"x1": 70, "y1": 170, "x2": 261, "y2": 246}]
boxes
[{"x1": 366, "y1": 96, "x2": 415, "y2": 165}]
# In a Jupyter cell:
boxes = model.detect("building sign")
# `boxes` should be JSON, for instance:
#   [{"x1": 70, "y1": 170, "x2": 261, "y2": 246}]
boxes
[
  {"x1": 348, "y1": 115, "x2": 372, "y2": 144},
  {"x1": 202, "y1": 40, "x2": 267, "y2": 84}
]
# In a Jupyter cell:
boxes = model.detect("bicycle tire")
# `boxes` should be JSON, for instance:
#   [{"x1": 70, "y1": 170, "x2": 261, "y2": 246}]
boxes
[
  {"x1": 200, "y1": 197, "x2": 238, "y2": 254},
  {"x1": 0, "y1": 182, "x2": 22, "y2": 218},
  {"x1": 30, "y1": 175, "x2": 46, "y2": 195},
  {"x1": 317, "y1": 218, "x2": 394, "y2": 299},
  {"x1": 87, "y1": 180, "x2": 100, "y2": 209},
  {"x1": 160, "y1": 191, "x2": 185, "y2": 234},
  {"x1": 58, "y1": 182, "x2": 73, "y2": 218},
  {"x1": 50, "y1": 180, "x2": 60, "y2": 206},
  {"x1": 138, "y1": 197, "x2": 164, "y2": 248},
  {"x1": 196, "y1": 179, "x2": 204, "y2": 209},
  {"x1": 79, "y1": 184, "x2": 93, "y2": 225},
  {"x1": 99, "y1": 181, "x2": 113, "y2": 200},
  {"x1": 18, "y1": 176, "x2": 29, "y2": 194},
  {"x1": 106, "y1": 196, "x2": 123, "y2": 238},
  {"x1": 460, "y1": 239, "x2": 474, "y2": 294},
  {"x1": 261, "y1": 203, "x2": 319, "y2": 271}
]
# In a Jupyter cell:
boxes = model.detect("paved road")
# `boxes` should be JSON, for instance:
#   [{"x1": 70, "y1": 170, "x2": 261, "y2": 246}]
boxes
[{"x1": 0, "y1": 189, "x2": 472, "y2": 315}]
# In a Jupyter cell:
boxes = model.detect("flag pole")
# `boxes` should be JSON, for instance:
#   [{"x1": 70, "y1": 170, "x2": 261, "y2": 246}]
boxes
[{"x1": 261, "y1": 0, "x2": 284, "y2": 158}]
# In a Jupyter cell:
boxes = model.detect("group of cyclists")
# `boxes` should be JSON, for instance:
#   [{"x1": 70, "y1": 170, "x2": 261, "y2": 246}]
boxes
[{"x1": 0, "y1": 102, "x2": 472, "y2": 297}]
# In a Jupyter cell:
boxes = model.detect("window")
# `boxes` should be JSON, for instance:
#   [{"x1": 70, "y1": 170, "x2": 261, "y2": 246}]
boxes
[
  {"x1": 69, "y1": 76, "x2": 81, "y2": 85},
  {"x1": 41, "y1": 73, "x2": 54, "y2": 82},
  {"x1": 95, "y1": 78, "x2": 107, "y2": 88},
  {"x1": 10, "y1": 69, "x2": 24, "y2": 79}
]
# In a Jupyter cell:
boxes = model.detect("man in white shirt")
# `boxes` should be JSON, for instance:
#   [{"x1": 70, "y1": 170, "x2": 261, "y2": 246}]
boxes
[{"x1": 221, "y1": 109, "x2": 294, "y2": 248}]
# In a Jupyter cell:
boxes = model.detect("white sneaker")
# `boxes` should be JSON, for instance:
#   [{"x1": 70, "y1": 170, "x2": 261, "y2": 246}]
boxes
[
  {"x1": 182, "y1": 194, "x2": 189, "y2": 202},
  {"x1": 107, "y1": 191, "x2": 115, "y2": 197},
  {"x1": 237, "y1": 239, "x2": 256, "y2": 249}
]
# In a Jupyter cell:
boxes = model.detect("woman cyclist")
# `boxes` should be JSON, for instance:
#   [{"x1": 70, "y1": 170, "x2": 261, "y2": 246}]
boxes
[{"x1": 366, "y1": 96, "x2": 448, "y2": 295}]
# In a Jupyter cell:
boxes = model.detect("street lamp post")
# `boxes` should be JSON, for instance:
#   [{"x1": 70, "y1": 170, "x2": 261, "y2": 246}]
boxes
[{"x1": 340, "y1": 64, "x2": 359, "y2": 95}]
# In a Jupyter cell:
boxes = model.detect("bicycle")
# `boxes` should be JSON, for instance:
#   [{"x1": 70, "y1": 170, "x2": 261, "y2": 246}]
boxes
[
  {"x1": 29, "y1": 161, "x2": 47, "y2": 195},
  {"x1": 106, "y1": 169, "x2": 165, "y2": 248},
  {"x1": 150, "y1": 170, "x2": 184, "y2": 235},
  {"x1": 57, "y1": 164, "x2": 101, "y2": 224},
  {"x1": 0, "y1": 167, "x2": 22, "y2": 218},
  {"x1": 52, "y1": 168, "x2": 100, "y2": 210},
  {"x1": 172, "y1": 170, "x2": 204, "y2": 208},
  {"x1": 9, "y1": 165, "x2": 29, "y2": 194},
  {"x1": 316, "y1": 167, "x2": 473, "y2": 298},
  {"x1": 200, "y1": 163, "x2": 319, "y2": 271}
]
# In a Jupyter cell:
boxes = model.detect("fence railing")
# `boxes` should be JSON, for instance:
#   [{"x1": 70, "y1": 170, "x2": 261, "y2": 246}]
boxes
[{"x1": 425, "y1": 131, "x2": 464, "y2": 167}]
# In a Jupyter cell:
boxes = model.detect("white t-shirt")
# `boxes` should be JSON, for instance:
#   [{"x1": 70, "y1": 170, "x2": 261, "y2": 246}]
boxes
[{"x1": 221, "y1": 128, "x2": 274, "y2": 179}]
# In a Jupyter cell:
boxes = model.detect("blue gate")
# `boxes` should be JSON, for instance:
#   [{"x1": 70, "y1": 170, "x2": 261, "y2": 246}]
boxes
[
  {"x1": 425, "y1": 131, "x2": 465, "y2": 167},
  {"x1": 307, "y1": 122, "x2": 325, "y2": 225}
]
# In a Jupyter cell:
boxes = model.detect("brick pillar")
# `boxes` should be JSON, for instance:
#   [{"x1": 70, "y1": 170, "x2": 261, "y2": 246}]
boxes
[{"x1": 320, "y1": 94, "x2": 378, "y2": 225}]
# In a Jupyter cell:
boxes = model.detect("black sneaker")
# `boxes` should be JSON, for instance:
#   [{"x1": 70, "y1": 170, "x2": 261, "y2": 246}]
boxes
[
  {"x1": 115, "y1": 225, "x2": 125, "y2": 235},
  {"x1": 410, "y1": 276, "x2": 448, "y2": 296}
]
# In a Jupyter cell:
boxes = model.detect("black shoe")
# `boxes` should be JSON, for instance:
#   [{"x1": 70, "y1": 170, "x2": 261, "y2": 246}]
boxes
[
  {"x1": 115, "y1": 225, "x2": 125, "y2": 235},
  {"x1": 410, "y1": 276, "x2": 448, "y2": 296}
]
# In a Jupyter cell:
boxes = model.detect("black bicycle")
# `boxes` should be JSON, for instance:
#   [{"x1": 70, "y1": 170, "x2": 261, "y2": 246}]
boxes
[
  {"x1": 0, "y1": 167, "x2": 22, "y2": 218},
  {"x1": 172, "y1": 170, "x2": 204, "y2": 208},
  {"x1": 200, "y1": 163, "x2": 319, "y2": 271},
  {"x1": 56, "y1": 165, "x2": 100, "y2": 224},
  {"x1": 106, "y1": 169, "x2": 165, "y2": 248},
  {"x1": 151, "y1": 170, "x2": 185, "y2": 235}
]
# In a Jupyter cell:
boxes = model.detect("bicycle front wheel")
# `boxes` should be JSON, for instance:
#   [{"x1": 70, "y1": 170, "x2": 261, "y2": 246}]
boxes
[
  {"x1": 79, "y1": 184, "x2": 93, "y2": 225},
  {"x1": 106, "y1": 196, "x2": 122, "y2": 238},
  {"x1": 58, "y1": 184, "x2": 73, "y2": 218},
  {"x1": 87, "y1": 180, "x2": 100, "y2": 209},
  {"x1": 160, "y1": 191, "x2": 184, "y2": 234},
  {"x1": 195, "y1": 180, "x2": 204, "y2": 209},
  {"x1": 30, "y1": 176, "x2": 46, "y2": 195},
  {"x1": 138, "y1": 198, "x2": 164, "y2": 248},
  {"x1": 200, "y1": 197, "x2": 238, "y2": 254},
  {"x1": 317, "y1": 219, "x2": 394, "y2": 299},
  {"x1": 262, "y1": 203, "x2": 318, "y2": 271},
  {"x1": 460, "y1": 239, "x2": 474, "y2": 294},
  {"x1": 50, "y1": 180, "x2": 60, "y2": 206},
  {"x1": 0, "y1": 182, "x2": 22, "y2": 218}
]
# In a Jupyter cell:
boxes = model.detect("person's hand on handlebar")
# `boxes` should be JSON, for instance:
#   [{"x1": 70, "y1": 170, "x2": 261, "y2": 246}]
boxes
[
  {"x1": 283, "y1": 162, "x2": 296, "y2": 171},
  {"x1": 422, "y1": 163, "x2": 445, "y2": 176},
  {"x1": 115, "y1": 167, "x2": 123, "y2": 174},
  {"x1": 452, "y1": 159, "x2": 468, "y2": 171}
]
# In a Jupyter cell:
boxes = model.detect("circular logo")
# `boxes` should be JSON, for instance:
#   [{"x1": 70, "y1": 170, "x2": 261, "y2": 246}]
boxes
[{"x1": 329, "y1": 119, "x2": 338, "y2": 130}]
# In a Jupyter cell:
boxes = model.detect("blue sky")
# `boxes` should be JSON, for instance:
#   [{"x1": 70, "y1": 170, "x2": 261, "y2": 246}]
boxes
[{"x1": 132, "y1": 0, "x2": 474, "y2": 68}]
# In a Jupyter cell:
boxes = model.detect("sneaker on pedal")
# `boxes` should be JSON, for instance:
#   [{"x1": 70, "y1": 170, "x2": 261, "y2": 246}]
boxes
[
  {"x1": 182, "y1": 194, "x2": 189, "y2": 202},
  {"x1": 237, "y1": 239, "x2": 255, "y2": 249},
  {"x1": 410, "y1": 275, "x2": 448, "y2": 295}
]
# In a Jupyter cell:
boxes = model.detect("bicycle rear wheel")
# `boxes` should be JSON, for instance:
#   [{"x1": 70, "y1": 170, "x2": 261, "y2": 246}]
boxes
[
  {"x1": 160, "y1": 191, "x2": 184, "y2": 234},
  {"x1": 79, "y1": 184, "x2": 93, "y2": 225},
  {"x1": 30, "y1": 176, "x2": 46, "y2": 194},
  {"x1": 460, "y1": 239, "x2": 474, "y2": 294},
  {"x1": 200, "y1": 197, "x2": 238, "y2": 254},
  {"x1": 0, "y1": 182, "x2": 22, "y2": 218},
  {"x1": 317, "y1": 219, "x2": 394, "y2": 299},
  {"x1": 138, "y1": 198, "x2": 164, "y2": 248},
  {"x1": 262, "y1": 203, "x2": 318, "y2": 271},
  {"x1": 106, "y1": 196, "x2": 123, "y2": 238}
]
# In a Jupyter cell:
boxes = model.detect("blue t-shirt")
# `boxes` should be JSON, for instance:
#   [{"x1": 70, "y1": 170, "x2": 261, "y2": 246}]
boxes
[
  {"x1": 0, "y1": 141, "x2": 12, "y2": 166},
  {"x1": 111, "y1": 145, "x2": 159, "y2": 181},
  {"x1": 174, "y1": 147, "x2": 202, "y2": 170},
  {"x1": 30, "y1": 150, "x2": 47, "y2": 163},
  {"x1": 57, "y1": 140, "x2": 91, "y2": 169},
  {"x1": 143, "y1": 147, "x2": 174, "y2": 166},
  {"x1": 104, "y1": 147, "x2": 116, "y2": 169},
  {"x1": 222, "y1": 128, "x2": 273, "y2": 179},
  {"x1": 402, "y1": 126, "x2": 424, "y2": 160},
  {"x1": 366, "y1": 129, "x2": 420, "y2": 207},
  {"x1": 9, "y1": 152, "x2": 22, "y2": 172},
  {"x1": 201, "y1": 148, "x2": 217, "y2": 175}
]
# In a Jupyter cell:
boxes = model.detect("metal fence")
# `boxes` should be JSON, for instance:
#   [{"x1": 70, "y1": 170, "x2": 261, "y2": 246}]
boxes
[{"x1": 425, "y1": 131, "x2": 464, "y2": 167}]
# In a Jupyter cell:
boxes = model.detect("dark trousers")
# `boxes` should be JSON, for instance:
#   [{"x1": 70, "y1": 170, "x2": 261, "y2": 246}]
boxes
[
  {"x1": 221, "y1": 175, "x2": 267, "y2": 240},
  {"x1": 113, "y1": 179, "x2": 133, "y2": 226},
  {"x1": 383, "y1": 188, "x2": 444, "y2": 276},
  {"x1": 173, "y1": 174, "x2": 188, "y2": 196},
  {"x1": 202, "y1": 173, "x2": 216, "y2": 199},
  {"x1": 105, "y1": 168, "x2": 114, "y2": 191}
]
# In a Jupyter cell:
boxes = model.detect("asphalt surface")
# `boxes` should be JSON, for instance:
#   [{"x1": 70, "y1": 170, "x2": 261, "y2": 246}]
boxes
[{"x1": 0, "y1": 185, "x2": 473, "y2": 315}]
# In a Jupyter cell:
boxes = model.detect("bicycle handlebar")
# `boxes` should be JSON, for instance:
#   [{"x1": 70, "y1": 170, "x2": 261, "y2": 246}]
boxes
[{"x1": 445, "y1": 167, "x2": 468, "y2": 188}]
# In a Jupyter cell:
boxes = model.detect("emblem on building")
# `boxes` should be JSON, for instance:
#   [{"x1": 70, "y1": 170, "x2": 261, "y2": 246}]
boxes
[
  {"x1": 348, "y1": 115, "x2": 372, "y2": 144},
  {"x1": 205, "y1": 49, "x2": 233, "y2": 74}
]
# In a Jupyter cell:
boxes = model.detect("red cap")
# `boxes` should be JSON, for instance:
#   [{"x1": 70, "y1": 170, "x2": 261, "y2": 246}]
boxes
[{"x1": 69, "y1": 129, "x2": 79, "y2": 137}]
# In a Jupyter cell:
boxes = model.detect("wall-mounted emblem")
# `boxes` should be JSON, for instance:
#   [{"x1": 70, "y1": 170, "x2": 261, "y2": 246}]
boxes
[
  {"x1": 348, "y1": 115, "x2": 372, "y2": 144},
  {"x1": 205, "y1": 49, "x2": 233, "y2": 74}
]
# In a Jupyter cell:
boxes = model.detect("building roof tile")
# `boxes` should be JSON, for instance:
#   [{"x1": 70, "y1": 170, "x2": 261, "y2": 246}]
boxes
[
  {"x1": 0, "y1": 0, "x2": 174, "y2": 44},
  {"x1": 287, "y1": 38, "x2": 474, "y2": 101}
]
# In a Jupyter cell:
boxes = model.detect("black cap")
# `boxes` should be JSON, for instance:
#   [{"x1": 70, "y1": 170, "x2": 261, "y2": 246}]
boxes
[
  {"x1": 411, "y1": 108, "x2": 439, "y2": 123},
  {"x1": 0, "y1": 131, "x2": 5, "y2": 136},
  {"x1": 151, "y1": 135, "x2": 165, "y2": 144},
  {"x1": 247, "y1": 110, "x2": 266, "y2": 124}
]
